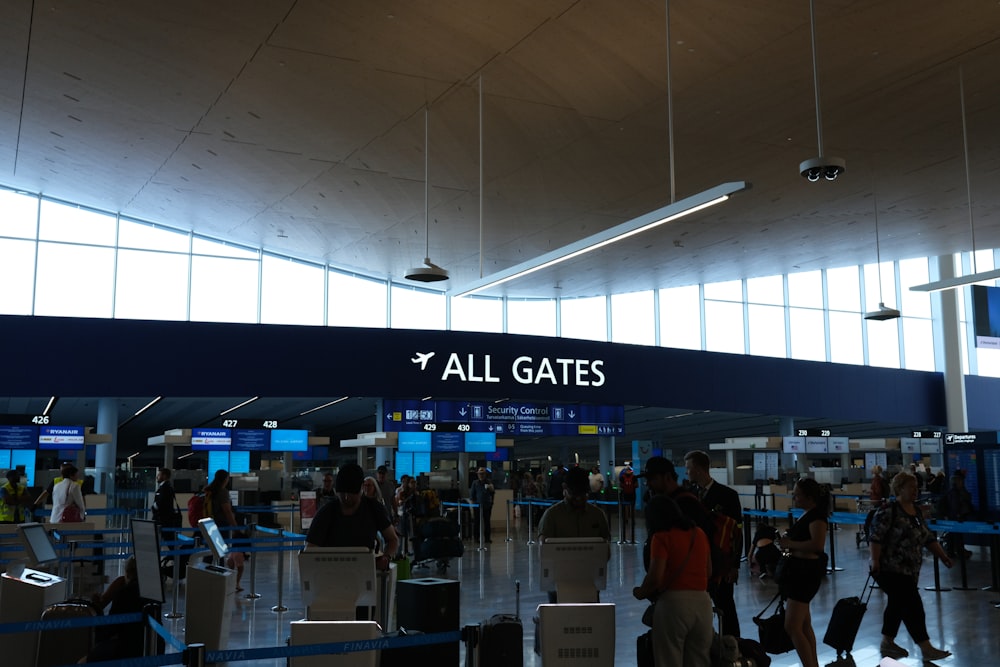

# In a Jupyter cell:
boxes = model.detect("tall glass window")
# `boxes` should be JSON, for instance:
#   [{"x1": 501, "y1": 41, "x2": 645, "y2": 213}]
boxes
[
  {"x1": 118, "y1": 218, "x2": 191, "y2": 253},
  {"x1": 39, "y1": 200, "x2": 116, "y2": 246},
  {"x1": 451, "y1": 295, "x2": 503, "y2": 333},
  {"x1": 704, "y1": 300, "x2": 744, "y2": 354},
  {"x1": 748, "y1": 304, "x2": 786, "y2": 357},
  {"x1": 560, "y1": 295, "x2": 608, "y2": 341},
  {"x1": 829, "y1": 311, "x2": 864, "y2": 365},
  {"x1": 747, "y1": 275, "x2": 784, "y2": 305},
  {"x1": 660, "y1": 285, "x2": 701, "y2": 350},
  {"x1": 507, "y1": 299, "x2": 556, "y2": 336},
  {"x1": 611, "y1": 291, "x2": 654, "y2": 345},
  {"x1": 787, "y1": 270, "x2": 823, "y2": 308},
  {"x1": 789, "y1": 308, "x2": 826, "y2": 361},
  {"x1": 329, "y1": 271, "x2": 386, "y2": 328},
  {"x1": 390, "y1": 284, "x2": 446, "y2": 330},
  {"x1": 35, "y1": 243, "x2": 115, "y2": 317},
  {"x1": 0, "y1": 239, "x2": 36, "y2": 315},
  {"x1": 190, "y1": 255, "x2": 259, "y2": 323},
  {"x1": 261, "y1": 255, "x2": 324, "y2": 326},
  {"x1": 116, "y1": 248, "x2": 190, "y2": 321},
  {"x1": 867, "y1": 319, "x2": 901, "y2": 368},
  {"x1": 0, "y1": 190, "x2": 38, "y2": 239},
  {"x1": 827, "y1": 266, "x2": 861, "y2": 312}
]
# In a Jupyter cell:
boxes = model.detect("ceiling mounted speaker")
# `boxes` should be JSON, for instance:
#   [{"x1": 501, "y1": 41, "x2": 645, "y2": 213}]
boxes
[{"x1": 405, "y1": 258, "x2": 449, "y2": 282}]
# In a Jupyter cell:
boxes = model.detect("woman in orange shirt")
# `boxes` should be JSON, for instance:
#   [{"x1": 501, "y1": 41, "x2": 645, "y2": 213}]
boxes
[{"x1": 633, "y1": 495, "x2": 713, "y2": 667}]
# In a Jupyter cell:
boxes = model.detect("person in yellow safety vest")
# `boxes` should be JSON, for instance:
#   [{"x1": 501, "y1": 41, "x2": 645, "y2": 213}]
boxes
[{"x1": 0, "y1": 469, "x2": 31, "y2": 523}]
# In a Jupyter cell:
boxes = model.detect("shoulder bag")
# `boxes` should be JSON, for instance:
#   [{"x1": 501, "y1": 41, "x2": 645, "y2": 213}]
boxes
[{"x1": 753, "y1": 592, "x2": 795, "y2": 654}]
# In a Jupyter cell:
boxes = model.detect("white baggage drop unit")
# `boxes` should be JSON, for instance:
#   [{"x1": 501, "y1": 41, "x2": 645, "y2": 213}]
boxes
[{"x1": 185, "y1": 518, "x2": 237, "y2": 651}]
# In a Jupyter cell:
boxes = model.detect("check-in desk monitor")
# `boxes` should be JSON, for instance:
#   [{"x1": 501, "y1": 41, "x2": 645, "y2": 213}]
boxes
[
  {"x1": 197, "y1": 517, "x2": 230, "y2": 562},
  {"x1": 131, "y1": 518, "x2": 165, "y2": 603},
  {"x1": 539, "y1": 537, "x2": 609, "y2": 603},
  {"x1": 17, "y1": 522, "x2": 59, "y2": 569},
  {"x1": 298, "y1": 547, "x2": 375, "y2": 620}
]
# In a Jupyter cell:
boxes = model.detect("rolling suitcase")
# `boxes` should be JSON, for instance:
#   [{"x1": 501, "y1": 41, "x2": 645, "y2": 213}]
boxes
[
  {"x1": 36, "y1": 598, "x2": 101, "y2": 666},
  {"x1": 479, "y1": 580, "x2": 523, "y2": 667},
  {"x1": 823, "y1": 574, "x2": 875, "y2": 656}
]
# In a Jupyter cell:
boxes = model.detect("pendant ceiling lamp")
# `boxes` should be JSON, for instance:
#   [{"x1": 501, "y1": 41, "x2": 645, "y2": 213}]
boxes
[
  {"x1": 450, "y1": 0, "x2": 749, "y2": 298},
  {"x1": 799, "y1": 0, "x2": 845, "y2": 181},
  {"x1": 911, "y1": 67, "x2": 1000, "y2": 292},
  {"x1": 863, "y1": 181, "x2": 900, "y2": 321},
  {"x1": 405, "y1": 108, "x2": 449, "y2": 283}
]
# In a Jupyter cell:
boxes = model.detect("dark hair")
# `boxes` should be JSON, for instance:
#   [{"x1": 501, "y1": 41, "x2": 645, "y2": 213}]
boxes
[
  {"x1": 645, "y1": 495, "x2": 694, "y2": 533},
  {"x1": 207, "y1": 469, "x2": 229, "y2": 495},
  {"x1": 6, "y1": 469, "x2": 20, "y2": 482},
  {"x1": 159, "y1": 468, "x2": 172, "y2": 479},
  {"x1": 63, "y1": 464, "x2": 79, "y2": 478},
  {"x1": 794, "y1": 477, "x2": 829, "y2": 514},
  {"x1": 564, "y1": 467, "x2": 590, "y2": 495},
  {"x1": 377, "y1": 465, "x2": 388, "y2": 474}
]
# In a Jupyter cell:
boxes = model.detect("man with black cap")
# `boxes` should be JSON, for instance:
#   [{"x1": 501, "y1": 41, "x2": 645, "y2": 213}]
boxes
[
  {"x1": 636, "y1": 456, "x2": 710, "y2": 531},
  {"x1": 305, "y1": 463, "x2": 399, "y2": 571}
]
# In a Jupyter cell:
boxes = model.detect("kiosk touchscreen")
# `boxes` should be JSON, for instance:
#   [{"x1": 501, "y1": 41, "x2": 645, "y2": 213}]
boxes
[
  {"x1": 539, "y1": 537, "x2": 609, "y2": 603},
  {"x1": 197, "y1": 517, "x2": 230, "y2": 561},
  {"x1": 16, "y1": 522, "x2": 59, "y2": 570},
  {"x1": 131, "y1": 518, "x2": 165, "y2": 603},
  {"x1": 298, "y1": 547, "x2": 376, "y2": 620}
]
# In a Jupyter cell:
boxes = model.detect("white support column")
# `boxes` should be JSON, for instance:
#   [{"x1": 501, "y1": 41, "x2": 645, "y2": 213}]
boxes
[
  {"x1": 933, "y1": 255, "x2": 969, "y2": 431},
  {"x1": 95, "y1": 398, "x2": 118, "y2": 495}
]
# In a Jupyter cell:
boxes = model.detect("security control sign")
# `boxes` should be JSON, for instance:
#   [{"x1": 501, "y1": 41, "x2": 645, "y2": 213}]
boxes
[{"x1": 383, "y1": 399, "x2": 624, "y2": 437}]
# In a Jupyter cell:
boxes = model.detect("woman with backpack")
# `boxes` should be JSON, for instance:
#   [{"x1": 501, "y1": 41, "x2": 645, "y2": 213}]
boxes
[
  {"x1": 870, "y1": 471, "x2": 953, "y2": 661},
  {"x1": 205, "y1": 469, "x2": 245, "y2": 591}
]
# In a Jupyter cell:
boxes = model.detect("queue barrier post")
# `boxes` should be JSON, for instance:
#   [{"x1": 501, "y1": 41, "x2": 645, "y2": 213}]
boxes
[
  {"x1": 185, "y1": 643, "x2": 206, "y2": 667},
  {"x1": 143, "y1": 602, "x2": 162, "y2": 656},
  {"x1": 505, "y1": 499, "x2": 512, "y2": 543},
  {"x1": 527, "y1": 499, "x2": 536, "y2": 545},
  {"x1": 271, "y1": 528, "x2": 288, "y2": 612},
  {"x1": 245, "y1": 523, "x2": 261, "y2": 600},
  {"x1": 164, "y1": 531, "x2": 186, "y2": 619}
]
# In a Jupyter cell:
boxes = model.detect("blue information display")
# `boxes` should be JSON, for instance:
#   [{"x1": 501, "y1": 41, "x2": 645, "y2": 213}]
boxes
[
  {"x1": 398, "y1": 432, "x2": 431, "y2": 453},
  {"x1": 192, "y1": 428, "x2": 232, "y2": 451},
  {"x1": 208, "y1": 450, "x2": 229, "y2": 474},
  {"x1": 465, "y1": 431, "x2": 497, "y2": 453},
  {"x1": 431, "y1": 431, "x2": 463, "y2": 453},
  {"x1": 232, "y1": 429, "x2": 269, "y2": 451},
  {"x1": 38, "y1": 425, "x2": 85, "y2": 450},
  {"x1": 946, "y1": 448, "x2": 980, "y2": 511},
  {"x1": 383, "y1": 399, "x2": 624, "y2": 437},
  {"x1": 0, "y1": 425, "x2": 37, "y2": 449},
  {"x1": 0, "y1": 450, "x2": 10, "y2": 469},
  {"x1": 229, "y1": 450, "x2": 251, "y2": 474},
  {"x1": 269, "y1": 429, "x2": 308, "y2": 452},
  {"x1": 11, "y1": 449, "x2": 35, "y2": 486}
]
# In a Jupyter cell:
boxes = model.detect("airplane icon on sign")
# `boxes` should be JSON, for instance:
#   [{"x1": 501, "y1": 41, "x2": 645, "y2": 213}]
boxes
[{"x1": 410, "y1": 351, "x2": 435, "y2": 370}]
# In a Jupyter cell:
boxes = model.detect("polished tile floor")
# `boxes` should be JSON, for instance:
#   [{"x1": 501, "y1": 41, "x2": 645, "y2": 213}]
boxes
[{"x1": 157, "y1": 519, "x2": 1000, "y2": 666}]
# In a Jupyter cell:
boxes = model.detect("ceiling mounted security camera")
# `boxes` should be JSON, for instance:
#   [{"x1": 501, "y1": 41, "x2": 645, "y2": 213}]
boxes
[{"x1": 799, "y1": 156, "x2": 846, "y2": 182}]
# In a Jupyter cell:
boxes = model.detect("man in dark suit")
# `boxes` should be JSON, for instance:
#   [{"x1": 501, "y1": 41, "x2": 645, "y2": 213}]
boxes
[{"x1": 684, "y1": 449, "x2": 743, "y2": 639}]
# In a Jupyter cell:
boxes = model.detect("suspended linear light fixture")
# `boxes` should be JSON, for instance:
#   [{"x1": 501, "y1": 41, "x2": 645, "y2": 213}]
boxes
[
  {"x1": 450, "y1": 0, "x2": 749, "y2": 298},
  {"x1": 863, "y1": 181, "x2": 901, "y2": 321},
  {"x1": 799, "y1": 0, "x2": 846, "y2": 181},
  {"x1": 911, "y1": 67, "x2": 1000, "y2": 292},
  {"x1": 405, "y1": 108, "x2": 449, "y2": 283}
]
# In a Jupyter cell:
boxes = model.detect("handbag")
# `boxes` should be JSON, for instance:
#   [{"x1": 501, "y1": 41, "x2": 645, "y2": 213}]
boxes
[
  {"x1": 641, "y1": 529, "x2": 697, "y2": 627},
  {"x1": 753, "y1": 592, "x2": 795, "y2": 654},
  {"x1": 61, "y1": 503, "x2": 84, "y2": 523}
]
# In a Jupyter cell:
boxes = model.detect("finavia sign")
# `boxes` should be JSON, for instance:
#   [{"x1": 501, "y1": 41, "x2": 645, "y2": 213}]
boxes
[{"x1": 410, "y1": 352, "x2": 606, "y2": 387}]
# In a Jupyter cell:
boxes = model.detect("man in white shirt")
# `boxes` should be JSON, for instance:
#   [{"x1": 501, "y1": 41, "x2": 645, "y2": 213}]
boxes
[{"x1": 588, "y1": 466, "x2": 605, "y2": 501}]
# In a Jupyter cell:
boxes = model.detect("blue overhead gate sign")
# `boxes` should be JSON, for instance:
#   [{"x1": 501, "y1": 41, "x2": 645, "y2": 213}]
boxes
[{"x1": 382, "y1": 399, "x2": 623, "y2": 437}]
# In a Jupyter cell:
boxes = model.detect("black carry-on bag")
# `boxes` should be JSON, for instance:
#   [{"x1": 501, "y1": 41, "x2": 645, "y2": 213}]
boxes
[
  {"x1": 479, "y1": 579, "x2": 524, "y2": 667},
  {"x1": 36, "y1": 597, "x2": 102, "y2": 666},
  {"x1": 823, "y1": 574, "x2": 875, "y2": 657}
]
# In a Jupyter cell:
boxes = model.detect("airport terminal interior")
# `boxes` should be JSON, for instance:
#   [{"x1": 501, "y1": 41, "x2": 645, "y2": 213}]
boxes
[{"x1": 193, "y1": 516, "x2": 1000, "y2": 667}]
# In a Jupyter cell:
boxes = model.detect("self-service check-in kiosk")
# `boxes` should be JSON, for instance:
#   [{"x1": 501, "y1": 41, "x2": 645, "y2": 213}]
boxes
[
  {"x1": 537, "y1": 538, "x2": 615, "y2": 666},
  {"x1": 290, "y1": 547, "x2": 379, "y2": 667},
  {"x1": 185, "y1": 518, "x2": 237, "y2": 652},
  {"x1": 1, "y1": 524, "x2": 68, "y2": 667}
]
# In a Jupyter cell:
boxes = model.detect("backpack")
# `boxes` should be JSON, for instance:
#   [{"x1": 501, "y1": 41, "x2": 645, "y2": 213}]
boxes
[
  {"x1": 187, "y1": 492, "x2": 206, "y2": 527},
  {"x1": 706, "y1": 507, "x2": 742, "y2": 582},
  {"x1": 620, "y1": 471, "x2": 638, "y2": 496}
]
